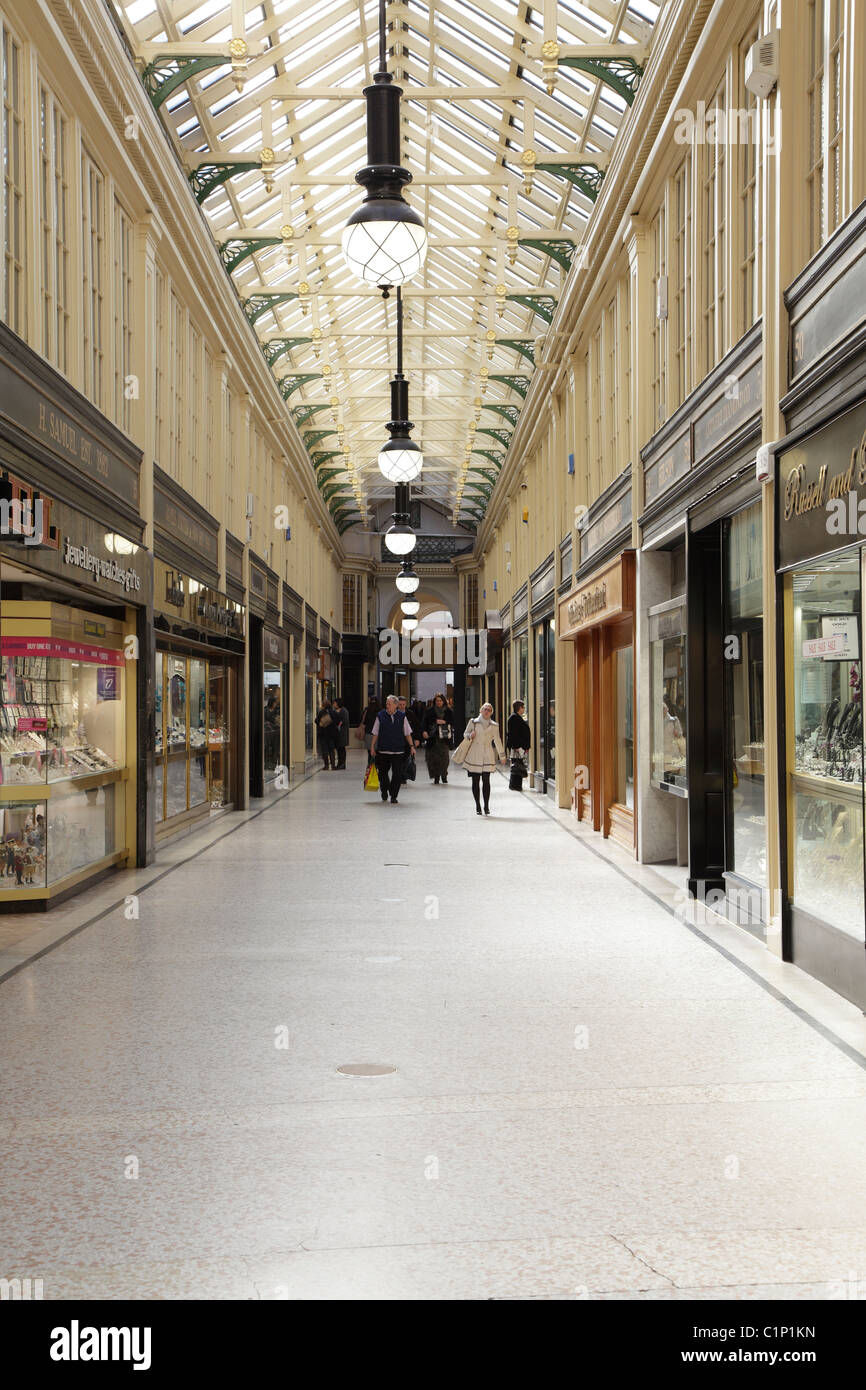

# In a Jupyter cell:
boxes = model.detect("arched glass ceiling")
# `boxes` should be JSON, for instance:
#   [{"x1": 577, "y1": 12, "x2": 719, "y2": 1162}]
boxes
[{"x1": 112, "y1": 0, "x2": 661, "y2": 534}]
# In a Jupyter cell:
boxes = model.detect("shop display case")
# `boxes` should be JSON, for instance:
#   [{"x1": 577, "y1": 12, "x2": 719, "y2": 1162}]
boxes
[
  {"x1": 786, "y1": 551, "x2": 864, "y2": 938},
  {"x1": 1, "y1": 602, "x2": 128, "y2": 904},
  {"x1": 649, "y1": 600, "x2": 687, "y2": 794},
  {"x1": 153, "y1": 651, "x2": 232, "y2": 828}
]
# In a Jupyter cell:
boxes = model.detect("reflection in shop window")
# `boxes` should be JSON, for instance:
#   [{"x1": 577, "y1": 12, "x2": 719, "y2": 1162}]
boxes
[{"x1": 787, "y1": 549, "x2": 863, "y2": 938}]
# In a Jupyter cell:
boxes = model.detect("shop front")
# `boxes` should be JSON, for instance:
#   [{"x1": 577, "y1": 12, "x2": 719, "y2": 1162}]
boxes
[
  {"x1": 529, "y1": 555, "x2": 556, "y2": 795},
  {"x1": 771, "y1": 196, "x2": 866, "y2": 1006},
  {"x1": 263, "y1": 626, "x2": 289, "y2": 785},
  {"x1": 639, "y1": 324, "x2": 765, "y2": 928},
  {"x1": 152, "y1": 470, "x2": 244, "y2": 834},
  {"x1": 509, "y1": 583, "x2": 529, "y2": 729},
  {"x1": 247, "y1": 553, "x2": 284, "y2": 798},
  {"x1": 558, "y1": 551, "x2": 636, "y2": 852},
  {"x1": 0, "y1": 321, "x2": 152, "y2": 908},
  {"x1": 776, "y1": 401, "x2": 866, "y2": 1007},
  {"x1": 304, "y1": 606, "x2": 318, "y2": 761}
]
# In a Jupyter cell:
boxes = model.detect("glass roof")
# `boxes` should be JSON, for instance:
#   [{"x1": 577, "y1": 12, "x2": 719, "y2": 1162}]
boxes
[{"x1": 112, "y1": 0, "x2": 660, "y2": 530}]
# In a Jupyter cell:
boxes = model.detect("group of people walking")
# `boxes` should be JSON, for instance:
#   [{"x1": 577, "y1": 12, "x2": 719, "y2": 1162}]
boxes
[
  {"x1": 314, "y1": 695, "x2": 350, "y2": 770},
  {"x1": 349, "y1": 692, "x2": 533, "y2": 815}
]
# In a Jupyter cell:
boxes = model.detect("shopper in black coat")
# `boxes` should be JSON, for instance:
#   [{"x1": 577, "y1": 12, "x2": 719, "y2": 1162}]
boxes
[
  {"x1": 506, "y1": 700, "x2": 531, "y2": 791},
  {"x1": 506, "y1": 701, "x2": 531, "y2": 754},
  {"x1": 332, "y1": 695, "x2": 351, "y2": 769},
  {"x1": 315, "y1": 700, "x2": 337, "y2": 770},
  {"x1": 422, "y1": 692, "x2": 454, "y2": 784}
]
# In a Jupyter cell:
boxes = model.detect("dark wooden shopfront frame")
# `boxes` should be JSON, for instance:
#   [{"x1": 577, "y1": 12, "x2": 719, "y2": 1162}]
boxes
[{"x1": 559, "y1": 552, "x2": 636, "y2": 852}]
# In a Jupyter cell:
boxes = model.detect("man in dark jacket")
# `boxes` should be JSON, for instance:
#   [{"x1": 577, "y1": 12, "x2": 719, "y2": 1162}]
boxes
[
  {"x1": 332, "y1": 695, "x2": 351, "y2": 769},
  {"x1": 506, "y1": 700, "x2": 531, "y2": 754},
  {"x1": 506, "y1": 700, "x2": 531, "y2": 791},
  {"x1": 371, "y1": 695, "x2": 415, "y2": 804}
]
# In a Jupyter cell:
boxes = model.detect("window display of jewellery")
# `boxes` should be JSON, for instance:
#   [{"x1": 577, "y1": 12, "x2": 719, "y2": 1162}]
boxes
[
  {"x1": 0, "y1": 734, "x2": 119, "y2": 784},
  {"x1": 792, "y1": 780, "x2": 865, "y2": 935},
  {"x1": 794, "y1": 697, "x2": 864, "y2": 784}
]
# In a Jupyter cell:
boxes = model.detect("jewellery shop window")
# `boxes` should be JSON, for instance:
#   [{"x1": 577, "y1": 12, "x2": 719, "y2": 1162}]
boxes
[
  {"x1": 786, "y1": 548, "x2": 864, "y2": 940},
  {"x1": 649, "y1": 601, "x2": 687, "y2": 792},
  {"x1": 154, "y1": 651, "x2": 232, "y2": 826},
  {"x1": 1, "y1": 642, "x2": 126, "y2": 896}
]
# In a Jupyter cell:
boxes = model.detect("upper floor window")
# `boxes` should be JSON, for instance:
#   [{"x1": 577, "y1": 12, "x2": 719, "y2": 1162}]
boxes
[
  {"x1": 702, "y1": 80, "x2": 728, "y2": 376},
  {"x1": 671, "y1": 155, "x2": 692, "y2": 410},
  {"x1": 113, "y1": 199, "x2": 133, "y2": 431},
  {"x1": 650, "y1": 205, "x2": 666, "y2": 427},
  {"x1": 81, "y1": 150, "x2": 106, "y2": 409},
  {"x1": 737, "y1": 25, "x2": 763, "y2": 338},
  {"x1": 40, "y1": 85, "x2": 70, "y2": 374},
  {"x1": 807, "y1": 0, "x2": 846, "y2": 257},
  {"x1": 342, "y1": 573, "x2": 362, "y2": 633},
  {"x1": 465, "y1": 573, "x2": 479, "y2": 630},
  {"x1": 1, "y1": 24, "x2": 25, "y2": 337}
]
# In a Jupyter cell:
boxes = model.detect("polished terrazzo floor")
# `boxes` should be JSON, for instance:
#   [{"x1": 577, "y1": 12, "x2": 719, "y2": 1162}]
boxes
[{"x1": 2, "y1": 751, "x2": 866, "y2": 1301}]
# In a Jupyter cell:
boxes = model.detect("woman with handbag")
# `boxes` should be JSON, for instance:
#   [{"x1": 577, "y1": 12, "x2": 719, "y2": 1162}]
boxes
[
  {"x1": 455, "y1": 702, "x2": 507, "y2": 815},
  {"x1": 315, "y1": 700, "x2": 337, "y2": 771},
  {"x1": 422, "y1": 692, "x2": 454, "y2": 784}
]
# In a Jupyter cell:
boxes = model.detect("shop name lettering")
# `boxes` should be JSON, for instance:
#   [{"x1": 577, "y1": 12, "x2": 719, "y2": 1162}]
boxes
[
  {"x1": 38, "y1": 403, "x2": 111, "y2": 478},
  {"x1": 197, "y1": 597, "x2": 241, "y2": 632},
  {"x1": 783, "y1": 429, "x2": 866, "y2": 533},
  {"x1": 567, "y1": 583, "x2": 607, "y2": 626},
  {"x1": 63, "y1": 539, "x2": 141, "y2": 592}
]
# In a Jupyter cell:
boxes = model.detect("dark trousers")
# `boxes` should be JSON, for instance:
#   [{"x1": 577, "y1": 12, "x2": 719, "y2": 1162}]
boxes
[
  {"x1": 336, "y1": 743, "x2": 346, "y2": 769},
  {"x1": 320, "y1": 736, "x2": 336, "y2": 768},
  {"x1": 470, "y1": 772, "x2": 491, "y2": 810},
  {"x1": 375, "y1": 753, "x2": 402, "y2": 800}
]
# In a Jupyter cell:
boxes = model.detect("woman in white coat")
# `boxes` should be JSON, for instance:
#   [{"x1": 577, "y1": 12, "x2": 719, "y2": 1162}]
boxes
[{"x1": 462, "y1": 702, "x2": 507, "y2": 815}]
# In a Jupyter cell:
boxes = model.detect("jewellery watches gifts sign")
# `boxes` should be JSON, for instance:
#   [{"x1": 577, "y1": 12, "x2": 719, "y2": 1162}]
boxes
[
  {"x1": 778, "y1": 398, "x2": 866, "y2": 569},
  {"x1": 0, "y1": 466, "x2": 152, "y2": 607}
]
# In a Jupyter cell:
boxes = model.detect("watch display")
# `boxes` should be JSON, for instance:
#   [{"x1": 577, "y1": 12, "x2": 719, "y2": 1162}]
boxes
[{"x1": 787, "y1": 551, "x2": 865, "y2": 939}]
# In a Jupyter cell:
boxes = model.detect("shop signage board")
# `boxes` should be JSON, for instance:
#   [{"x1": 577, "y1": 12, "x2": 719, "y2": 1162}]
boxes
[
  {"x1": 0, "y1": 467, "x2": 151, "y2": 606},
  {"x1": 153, "y1": 466, "x2": 219, "y2": 585},
  {"x1": 791, "y1": 245, "x2": 866, "y2": 381},
  {"x1": 580, "y1": 488, "x2": 631, "y2": 565},
  {"x1": 644, "y1": 428, "x2": 690, "y2": 503},
  {"x1": 777, "y1": 399, "x2": 866, "y2": 569},
  {"x1": 0, "y1": 349, "x2": 140, "y2": 509},
  {"x1": 264, "y1": 630, "x2": 289, "y2": 664},
  {"x1": 692, "y1": 360, "x2": 763, "y2": 464},
  {"x1": 0, "y1": 636, "x2": 125, "y2": 665},
  {"x1": 558, "y1": 555, "x2": 633, "y2": 640}
]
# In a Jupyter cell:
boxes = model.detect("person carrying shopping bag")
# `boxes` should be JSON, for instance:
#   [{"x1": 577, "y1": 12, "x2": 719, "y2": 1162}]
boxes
[
  {"x1": 370, "y1": 695, "x2": 415, "y2": 804},
  {"x1": 422, "y1": 692, "x2": 454, "y2": 784},
  {"x1": 457, "y1": 702, "x2": 507, "y2": 816}
]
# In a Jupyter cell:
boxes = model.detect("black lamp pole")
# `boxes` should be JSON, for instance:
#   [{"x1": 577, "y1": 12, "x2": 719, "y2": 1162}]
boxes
[
  {"x1": 384, "y1": 288, "x2": 414, "y2": 465},
  {"x1": 354, "y1": 3, "x2": 413, "y2": 225}
]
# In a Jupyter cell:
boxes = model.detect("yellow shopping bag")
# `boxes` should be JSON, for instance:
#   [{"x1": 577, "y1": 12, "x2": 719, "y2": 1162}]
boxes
[{"x1": 364, "y1": 762, "x2": 379, "y2": 792}]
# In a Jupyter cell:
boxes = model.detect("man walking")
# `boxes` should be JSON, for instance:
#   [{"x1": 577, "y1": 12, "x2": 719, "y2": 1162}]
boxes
[
  {"x1": 333, "y1": 694, "x2": 351, "y2": 769},
  {"x1": 370, "y1": 695, "x2": 414, "y2": 804}
]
